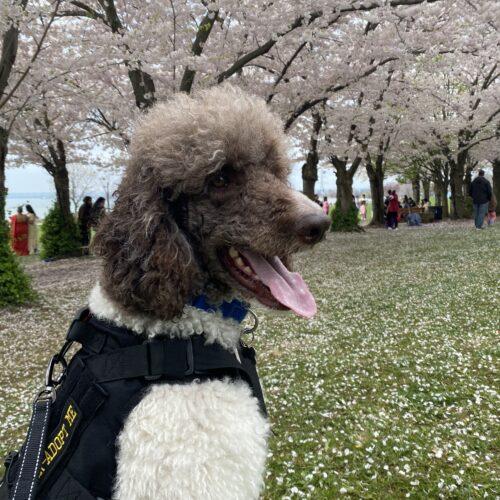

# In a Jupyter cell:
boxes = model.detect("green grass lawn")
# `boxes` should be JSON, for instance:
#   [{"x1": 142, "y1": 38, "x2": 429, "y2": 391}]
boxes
[{"x1": 1, "y1": 222, "x2": 498, "y2": 498}]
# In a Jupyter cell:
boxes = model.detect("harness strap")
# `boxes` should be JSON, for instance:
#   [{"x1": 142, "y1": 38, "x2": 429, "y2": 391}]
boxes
[
  {"x1": 10, "y1": 396, "x2": 51, "y2": 500},
  {"x1": 67, "y1": 313, "x2": 267, "y2": 415},
  {"x1": 35, "y1": 363, "x2": 109, "y2": 497},
  {"x1": 84, "y1": 336, "x2": 267, "y2": 415}
]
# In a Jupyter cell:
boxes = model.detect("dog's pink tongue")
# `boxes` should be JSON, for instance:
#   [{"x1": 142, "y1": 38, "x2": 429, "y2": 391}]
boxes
[{"x1": 241, "y1": 250, "x2": 317, "y2": 318}]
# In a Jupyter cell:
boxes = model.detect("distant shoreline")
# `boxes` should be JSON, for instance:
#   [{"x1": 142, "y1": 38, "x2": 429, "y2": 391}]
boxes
[{"x1": 5, "y1": 193, "x2": 55, "y2": 219}]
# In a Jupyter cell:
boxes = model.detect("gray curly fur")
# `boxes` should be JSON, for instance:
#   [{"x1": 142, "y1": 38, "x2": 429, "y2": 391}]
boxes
[{"x1": 94, "y1": 84, "x2": 311, "y2": 321}]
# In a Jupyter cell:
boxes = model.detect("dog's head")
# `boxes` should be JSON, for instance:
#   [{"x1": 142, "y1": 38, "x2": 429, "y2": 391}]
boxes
[{"x1": 94, "y1": 85, "x2": 330, "y2": 320}]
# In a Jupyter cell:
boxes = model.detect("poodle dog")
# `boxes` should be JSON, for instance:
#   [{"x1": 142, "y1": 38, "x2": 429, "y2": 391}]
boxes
[{"x1": 88, "y1": 85, "x2": 330, "y2": 499}]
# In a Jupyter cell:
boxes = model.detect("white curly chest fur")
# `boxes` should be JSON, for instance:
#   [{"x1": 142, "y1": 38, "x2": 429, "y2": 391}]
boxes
[{"x1": 89, "y1": 285, "x2": 270, "y2": 500}]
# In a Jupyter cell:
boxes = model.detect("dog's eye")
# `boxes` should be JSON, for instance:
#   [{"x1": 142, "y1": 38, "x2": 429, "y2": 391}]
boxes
[
  {"x1": 211, "y1": 173, "x2": 229, "y2": 189},
  {"x1": 210, "y1": 164, "x2": 233, "y2": 189}
]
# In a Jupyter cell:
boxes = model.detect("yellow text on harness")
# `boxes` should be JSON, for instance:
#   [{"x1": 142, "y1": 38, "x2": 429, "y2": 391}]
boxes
[{"x1": 38, "y1": 400, "x2": 80, "y2": 479}]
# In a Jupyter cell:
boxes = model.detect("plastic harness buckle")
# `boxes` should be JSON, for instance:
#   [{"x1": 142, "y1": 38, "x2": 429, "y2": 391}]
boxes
[{"x1": 143, "y1": 337, "x2": 195, "y2": 381}]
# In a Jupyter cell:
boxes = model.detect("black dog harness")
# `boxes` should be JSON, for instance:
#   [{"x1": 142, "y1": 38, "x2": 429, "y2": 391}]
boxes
[{"x1": 1, "y1": 308, "x2": 266, "y2": 500}]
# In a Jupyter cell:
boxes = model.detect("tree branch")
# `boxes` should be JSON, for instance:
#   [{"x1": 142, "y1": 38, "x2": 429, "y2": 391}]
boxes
[
  {"x1": 69, "y1": 0, "x2": 105, "y2": 20},
  {"x1": 266, "y1": 41, "x2": 307, "y2": 103},
  {"x1": 460, "y1": 133, "x2": 499, "y2": 154},
  {"x1": 348, "y1": 156, "x2": 362, "y2": 176},
  {"x1": 284, "y1": 57, "x2": 397, "y2": 130},
  {"x1": 180, "y1": 7, "x2": 219, "y2": 93},
  {"x1": 57, "y1": 9, "x2": 106, "y2": 22},
  {"x1": 217, "y1": 10, "x2": 324, "y2": 83}
]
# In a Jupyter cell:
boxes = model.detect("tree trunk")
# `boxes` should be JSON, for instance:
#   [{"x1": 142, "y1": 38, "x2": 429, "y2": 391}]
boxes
[
  {"x1": 411, "y1": 172, "x2": 421, "y2": 203},
  {"x1": 302, "y1": 167, "x2": 317, "y2": 200},
  {"x1": 449, "y1": 169, "x2": 462, "y2": 218},
  {"x1": 463, "y1": 167, "x2": 472, "y2": 199},
  {"x1": 434, "y1": 184, "x2": 441, "y2": 205},
  {"x1": 434, "y1": 178, "x2": 449, "y2": 218},
  {"x1": 331, "y1": 155, "x2": 361, "y2": 213},
  {"x1": 43, "y1": 139, "x2": 72, "y2": 220},
  {"x1": 302, "y1": 112, "x2": 322, "y2": 200},
  {"x1": 329, "y1": 156, "x2": 361, "y2": 232},
  {"x1": 440, "y1": 182, "x2": 449, "y2": 219},
  {"x1": 128, "y1": 69, "x2": 156, "y2": 109},
  {"x1": 493, "y1": 158, "x2": 500, "y2": 216},
  {"x1": 335, "y1": 164, "x2": 354, "y2": 212},
  {"x1": 422, "y1": 177, "x2": 431, "y2": 201},
  {"x1": 450, "y1": 154, "x2": 466, "y2": 219},
  {"x1": 0, "y1": 126, "x2": 7, "y2": 223},
  {"x1": 366, "y1": 158, "x2": 385, "y2": 225},
  {"x1": 53, "y1": 165, "x2": 72, "y2": 220}
]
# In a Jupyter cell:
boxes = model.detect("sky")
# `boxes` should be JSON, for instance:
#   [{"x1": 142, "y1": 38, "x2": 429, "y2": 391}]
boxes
[{"x1": 7, "y1": 165, "x2": 54, "y2": 193}]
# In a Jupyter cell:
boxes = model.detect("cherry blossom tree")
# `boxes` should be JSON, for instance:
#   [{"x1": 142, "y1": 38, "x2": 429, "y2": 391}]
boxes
[
  {"x1": 53, "y1": 0, "x2": 447, "y2": 126},
  {"x1": 10, "y1": 88, "x2": 102, "y2": 220},
  {"x1": 1, "y1": 0, "x2": 62, "y2": 221},
  {"x1": 411, "y1": 61, "x2": 499, "y2": 217},
  {"x1": 317, "y1": 0, "x2": 498, "y2": 224},
  {"x1": 0, "y1": 0, "x2": 62, "y2": 304}
]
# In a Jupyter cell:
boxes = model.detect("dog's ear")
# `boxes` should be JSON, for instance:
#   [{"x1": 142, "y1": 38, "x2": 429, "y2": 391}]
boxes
[{"x1": 93, "y1": 173, "x2": 201, "y2": 320}]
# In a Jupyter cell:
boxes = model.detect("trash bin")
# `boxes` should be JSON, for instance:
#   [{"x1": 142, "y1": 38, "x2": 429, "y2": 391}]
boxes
[{"x1": 432, "y1": 206, "x2": 443, "y2": 220}]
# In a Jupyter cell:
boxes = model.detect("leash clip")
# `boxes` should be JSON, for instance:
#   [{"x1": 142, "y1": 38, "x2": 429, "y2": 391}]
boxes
[
  {"x1": 45, "y1": 340, "x2": 73, "y2": 389},
  {"x1": 241, "y1": 308, "x2": 258, "y2": 347}
]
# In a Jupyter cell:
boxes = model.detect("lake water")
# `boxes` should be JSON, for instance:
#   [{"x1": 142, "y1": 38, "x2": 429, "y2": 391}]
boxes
[{"x1": 5, "y1": 192, "x2": 55, "y2": 219}]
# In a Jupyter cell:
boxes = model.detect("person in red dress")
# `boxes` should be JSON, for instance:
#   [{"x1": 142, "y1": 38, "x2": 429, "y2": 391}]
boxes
[
  {"x1": 10, "y1": 206, "x2": 29, "y2": 256},
  {"x1": 387, "y1": 190, "x2": 399, "y2": 230}
]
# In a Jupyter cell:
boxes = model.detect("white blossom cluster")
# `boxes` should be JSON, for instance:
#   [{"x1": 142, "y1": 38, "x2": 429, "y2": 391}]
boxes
[{"x1": 0, "y1": 0, "x2": 497, "y2": 176}]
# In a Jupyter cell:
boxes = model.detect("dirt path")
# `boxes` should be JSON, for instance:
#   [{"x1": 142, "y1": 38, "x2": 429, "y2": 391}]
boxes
[{"x1": 22, "y1": 256, "x2": 101, "y2": 291}]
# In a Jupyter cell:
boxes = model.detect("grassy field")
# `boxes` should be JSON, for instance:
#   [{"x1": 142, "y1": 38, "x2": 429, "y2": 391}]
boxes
[{"x1": 0, "y1": 222, "x2": 498, "y2": 498}]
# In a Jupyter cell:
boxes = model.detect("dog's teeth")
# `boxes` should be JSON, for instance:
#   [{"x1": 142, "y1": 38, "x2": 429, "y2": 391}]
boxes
[
  {"x1": 229, "y1": 247, "x2": 238, "y2": 258},
  {"x1": 235, "y1": 257, "x2": 245, "y2": 268},
  {"x1": 243, "y1": 266, "x2": 253, "y2": 275}
]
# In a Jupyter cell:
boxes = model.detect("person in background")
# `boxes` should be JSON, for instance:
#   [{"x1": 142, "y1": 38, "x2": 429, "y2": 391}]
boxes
[
  {"x1": 322, "y1": 196, "x2": 330, "y2": 215},
  {"x1": 469, "y1": 169, "x2": 492, "y2": 229},
  {"x1": 89, "y1": 197, "x2": 106, "y2": 249},
  {"x1": 408, "y1": 197, "x2": 416, "y2": 208},
  {"x1": 403, "y1": 195, "x2": 410, "y2": 208},
  {"x1": 421, "y1": 198, "x2": 430, "y2": 212},
  {"x1": 384, "y1": 190, "x2": 391, "y2": 209},
  {"x1": 487, "y1": 192, "x2": 496, "y2": 226},
  {"x1": 360, "y1": 200, "x2": 367, "y2": 222},
  {"x1": 387, "y1": 190, "x2": 399, "y2": 230},
  {"x1": 407, "y1": 212, "x2": 422, "y2": 226},
  {"x1": 10, "y1": 206, "x2": 29, "y2": 256},
  {"x1": 90, "y1": 197, "x2": 106, "y2": 229},
  {"x1": 25, "y1": 204, "x2": 39, "y2": 255},
  {"x1": 78, "y1": 196, "x2": 93, "y2": 252},
  {"x1": 384, "y1": 190, "x2": 391, "y2": 226}
]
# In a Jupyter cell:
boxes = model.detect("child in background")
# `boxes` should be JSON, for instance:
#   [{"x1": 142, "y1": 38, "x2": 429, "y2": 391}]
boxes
[
  {"x1": 322, "y1": 196, "x2": 330, "y2": 215},
  {"x1": 360, "y1": 200, "x2": 367, "y2": 222}
]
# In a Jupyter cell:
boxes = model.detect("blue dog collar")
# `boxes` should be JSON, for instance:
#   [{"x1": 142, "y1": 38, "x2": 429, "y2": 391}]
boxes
[{"x1": 191, "y1": 295, "x2": 249, "y2": 323}]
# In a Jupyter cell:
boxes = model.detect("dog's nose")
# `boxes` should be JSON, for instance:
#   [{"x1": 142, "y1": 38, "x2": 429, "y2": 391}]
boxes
[{"x1": 296, "y1": 213, "x2": 330, "y2": 245}]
